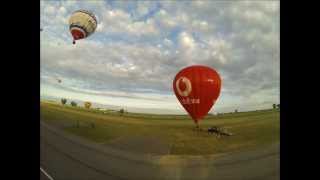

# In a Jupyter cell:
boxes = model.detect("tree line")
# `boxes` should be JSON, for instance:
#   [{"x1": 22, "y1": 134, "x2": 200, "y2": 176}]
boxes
[{"x1": 61, "y1": 98, "x2": 126, "y2": 115}]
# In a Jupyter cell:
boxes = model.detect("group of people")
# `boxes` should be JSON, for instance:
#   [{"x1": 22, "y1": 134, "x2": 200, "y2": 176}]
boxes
[{"x1": 207, "y1": 126, "x2": 233, "y2": 137}]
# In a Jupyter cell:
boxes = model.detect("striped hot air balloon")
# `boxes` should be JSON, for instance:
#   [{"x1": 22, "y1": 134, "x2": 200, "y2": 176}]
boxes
[{"x1": 69, "y1": 10, "x2": 97, "y2": 44}]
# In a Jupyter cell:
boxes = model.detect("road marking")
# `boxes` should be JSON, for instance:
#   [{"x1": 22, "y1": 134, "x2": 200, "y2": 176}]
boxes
[{"x1": 40, "y1": 167, "x2": 54, "y2": 180}]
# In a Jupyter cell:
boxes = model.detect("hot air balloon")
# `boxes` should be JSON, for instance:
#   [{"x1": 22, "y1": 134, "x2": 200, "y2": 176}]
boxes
[
  {"x1": 69, "y1": 10, "x2": 97, "y2": 44},
  {"x1": 173, "y1": 65, "x2": 222, "y2": 129},
  {"x1": 84, "y1": 101, "x2": 92, "y2": 109}
]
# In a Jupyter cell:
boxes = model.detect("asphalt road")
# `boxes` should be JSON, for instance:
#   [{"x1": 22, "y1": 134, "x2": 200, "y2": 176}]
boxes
[{"x1": 40, "y1": 121, "x2": 279, "y2": 180}]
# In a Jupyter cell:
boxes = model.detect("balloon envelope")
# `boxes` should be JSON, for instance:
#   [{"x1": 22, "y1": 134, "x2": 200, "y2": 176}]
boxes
[
  {"x1": 173, "y1": 65, "x2": 221, "y2": 124},
  {"x1": 69, "y1": 10, "x2": 97, "y2": 44}
]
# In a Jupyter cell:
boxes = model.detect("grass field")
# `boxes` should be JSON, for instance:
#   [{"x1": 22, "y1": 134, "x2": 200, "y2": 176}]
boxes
[{"x1": 40, "y1": 101, "x2": 280, "y2": 155}]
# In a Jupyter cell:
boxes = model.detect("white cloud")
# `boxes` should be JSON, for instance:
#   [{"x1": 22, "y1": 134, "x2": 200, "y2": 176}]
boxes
[
  {"x1": 163, "y1": 38, "x2": 173, "y2": 47},
  {"x1": 136, "y1": 1, "x2": 150, "y2": 16},
  {"x1": 96, "y1": 9, "x2": 159, "y2": 36},
  {"x1": 154, "y1": 9, "x2": 177, "y2": 29},
  {"x1": 178, "y1": 32, "x2": 195, "y2": 50},
  {"x1": 44, "y1": 5, "x2": 55, "y2": 15},
  {"x1": 58, "y1": 6, "x2": 66, "y2": 15},
  {"x1": 127, "y1": 19, "x2": 158, "y2": 35},
  {"x1": 96, "y1": 22, "x2": 104, "y2": 32}
]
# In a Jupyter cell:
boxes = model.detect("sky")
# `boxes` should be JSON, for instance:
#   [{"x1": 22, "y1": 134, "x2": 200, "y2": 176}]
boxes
[{"x1": 40, "y1": 0, "x2": 280, "y2": 114}]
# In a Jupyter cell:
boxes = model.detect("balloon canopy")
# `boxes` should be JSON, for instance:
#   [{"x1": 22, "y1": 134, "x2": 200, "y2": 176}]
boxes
[
  {"x1": 173, "y1": 65, "x2": 221, "y2": 125},
  {"x1": 69, "y1": 10, "x2": 97, "y2": 44}
]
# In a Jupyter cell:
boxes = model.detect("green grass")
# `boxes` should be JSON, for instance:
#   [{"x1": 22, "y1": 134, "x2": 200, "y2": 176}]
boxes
[{"x1": 40, "y1": 101, "x2": 280, "y2": 155}]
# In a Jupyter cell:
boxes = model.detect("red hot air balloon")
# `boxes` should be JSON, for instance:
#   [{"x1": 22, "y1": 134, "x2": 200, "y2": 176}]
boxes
[{"x1": 173, "y1": 65, "x2": 222, "y2": 128}]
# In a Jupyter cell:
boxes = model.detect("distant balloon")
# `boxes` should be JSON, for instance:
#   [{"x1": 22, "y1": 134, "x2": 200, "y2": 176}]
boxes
[
  {"x1": 57, "y1": 79, "x2": 62, "y2": 83},
  {"x1": 69, "y1": 10, "x2": 97, "y2": 44},
  {"x1": 84, "y1": 102, "x2": 92, "y2": 109},
  {"x1": 173, "y1": 65, "x2": 222, "y2": 128},
  {"x1": 40, "y1": 28, "x2": 43, "y2": 31}
]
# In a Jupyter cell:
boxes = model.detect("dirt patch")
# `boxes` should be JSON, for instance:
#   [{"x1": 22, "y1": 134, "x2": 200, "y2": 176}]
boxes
[{"x1": 105, "y1": 136, "x2": 171, "y2": 155}]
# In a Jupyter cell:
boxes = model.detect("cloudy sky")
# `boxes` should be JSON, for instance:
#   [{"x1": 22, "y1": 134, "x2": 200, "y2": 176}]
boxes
[{"x1": 40, "y1": 0, "x2": 279, "y2": 114}]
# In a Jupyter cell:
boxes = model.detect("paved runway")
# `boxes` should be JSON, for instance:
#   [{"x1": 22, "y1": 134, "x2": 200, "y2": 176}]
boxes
[{"x1": 40, "y1": 121, "x2": 279, "y2": 180}]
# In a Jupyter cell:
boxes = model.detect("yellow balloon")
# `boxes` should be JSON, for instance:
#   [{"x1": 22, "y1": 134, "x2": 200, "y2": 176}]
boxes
[{"x1": 84, "y1": 102, "x2": 92, "y2": 109}]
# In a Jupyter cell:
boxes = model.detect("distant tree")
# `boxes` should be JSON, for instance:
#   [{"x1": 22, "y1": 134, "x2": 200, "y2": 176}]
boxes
[
  {"x1": 84, "y1": 101, "x2": 92, "y2": 109},
  {"x1": 235, "y1": 109, "x2": 238, "y2": 113},
  {"x1": 71, "y1": 101, "x2": 77, "y2": 107},
  {"x1": 277, "y1": 104, "x2": 280, "y2": 109},
  {"x1": 272, "y1": 104, "x2": 276, "y2": 109},
  {"x1": 119, "y1": 108, "x2": 124, "y2": 116},
  {"x1": 61, "y1": 98, "x2": 67, "y2": 105}
]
